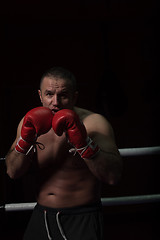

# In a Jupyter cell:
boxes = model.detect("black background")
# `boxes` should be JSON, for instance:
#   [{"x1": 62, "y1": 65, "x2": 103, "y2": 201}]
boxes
[{"x1": 0, "y1": 1, "x2": 159, "y2": 239}]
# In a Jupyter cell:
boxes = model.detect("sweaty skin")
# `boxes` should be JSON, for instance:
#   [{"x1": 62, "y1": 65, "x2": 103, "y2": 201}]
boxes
[
  {"x1": 35, "y1": 109, "x2": 102, "y2": 208},
  {"x1": 6, "y1": 77, "x2": 122, "y2": 208}
]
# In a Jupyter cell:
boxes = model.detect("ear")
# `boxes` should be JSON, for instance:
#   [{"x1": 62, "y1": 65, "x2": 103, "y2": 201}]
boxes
[
  {"x1": 73, "y1": 91, "x2": 79, "y2": 105},
  {"x1": 38, "y1": 90, "x2": 43, "y2": 103}
]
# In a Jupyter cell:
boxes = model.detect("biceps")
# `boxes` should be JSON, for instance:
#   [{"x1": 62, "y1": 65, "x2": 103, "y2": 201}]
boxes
[{"x1": 90, "y1": 129, "x2": 119, "y2": 155}]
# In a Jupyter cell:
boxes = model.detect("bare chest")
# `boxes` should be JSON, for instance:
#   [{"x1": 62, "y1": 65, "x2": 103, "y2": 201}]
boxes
[{"x1": 36, "y1": 129, "x2": 87, "y2": 170}]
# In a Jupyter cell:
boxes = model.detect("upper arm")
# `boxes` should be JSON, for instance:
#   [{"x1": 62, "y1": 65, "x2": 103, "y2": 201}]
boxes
[
  {"x1": 10, "y1": 118, "x2": 24, "y2": 150},
  {"x1": 84, "y1": 114, "x2": 119, "y2": 154}
]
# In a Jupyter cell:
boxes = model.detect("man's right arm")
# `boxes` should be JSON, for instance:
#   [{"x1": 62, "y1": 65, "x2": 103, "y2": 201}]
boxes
[
  {"x1": 5, "y1": 119, "x2": 34, "y2": 179},
  {"x1": 5, "y1": 106, "x2": 53, "y2": 179}
]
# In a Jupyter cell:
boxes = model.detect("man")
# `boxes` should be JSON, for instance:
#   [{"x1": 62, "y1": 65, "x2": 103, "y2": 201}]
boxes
[{"x1": 5, "y1": 67, "x2": 122, "y2": 240}]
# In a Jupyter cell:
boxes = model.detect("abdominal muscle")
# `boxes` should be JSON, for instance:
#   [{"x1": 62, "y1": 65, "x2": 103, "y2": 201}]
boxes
[
  {"x1": 35, "y1": 129, "x2": 101, "y2": 208},
  {"x1": 37, "y1": 169, "x2": 101, "y2": 208}
]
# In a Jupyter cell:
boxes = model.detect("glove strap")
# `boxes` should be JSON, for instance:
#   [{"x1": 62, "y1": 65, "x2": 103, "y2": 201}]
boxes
[
  {"x1": 15, "y1": 136, "x2": 45, "y2": 155},
  {"x1": 69, "y1": 137, "x2": 100, "y2": 159},
  {"x1": 15, "y1": 136, "x2": 32, "y2": 154}
]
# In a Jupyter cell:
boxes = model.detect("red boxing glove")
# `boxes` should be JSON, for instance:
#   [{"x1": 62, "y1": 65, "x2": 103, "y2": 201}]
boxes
[
  {"x1": 15, "y1": 107, "x2": 53, "y2": 154},
  {"x1": 52, "y1": 109, "x2": 100, "y2": 159}
]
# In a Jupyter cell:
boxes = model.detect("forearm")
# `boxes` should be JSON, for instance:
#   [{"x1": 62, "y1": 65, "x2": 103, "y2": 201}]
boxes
[
  {"x1": 5, "y1": 148, "x2": 32, "y2": 179},
  {"x1": 84, "y1": 150, "x2": 123, "y2": 185}
]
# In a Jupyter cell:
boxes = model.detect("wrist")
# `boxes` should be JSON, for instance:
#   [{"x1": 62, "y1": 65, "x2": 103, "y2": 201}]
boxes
[
  {"x1": 15, "y1": 136, "x2": 33, "y2": 155},
  {"x1": 75, "y1": 137, "x2": 100, "y2": 160}
]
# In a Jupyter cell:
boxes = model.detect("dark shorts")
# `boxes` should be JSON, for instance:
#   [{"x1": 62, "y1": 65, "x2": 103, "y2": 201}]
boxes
[{"x1": 23, "y1": 201, "x2": 104, "y2": 240}]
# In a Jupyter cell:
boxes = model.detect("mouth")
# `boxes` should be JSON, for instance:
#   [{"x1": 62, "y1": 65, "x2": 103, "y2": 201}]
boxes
[{"x1": 51, "y1": 109, "x2": 60, "y2": 115}]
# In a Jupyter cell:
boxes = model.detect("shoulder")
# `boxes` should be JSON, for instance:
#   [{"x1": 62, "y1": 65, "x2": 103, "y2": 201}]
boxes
[
  {"x1": 74, "y1": 107, "x2": 93, "y2": 121},
  {"x1": 74, "y1": 107, "x2": 114, "y2": 137},
  {"x1": 16, "y1": 117, "x2": 24, "y2": 138},
  {"x1": 9, "y1": 117, "x2": 24, "y2": 150}
]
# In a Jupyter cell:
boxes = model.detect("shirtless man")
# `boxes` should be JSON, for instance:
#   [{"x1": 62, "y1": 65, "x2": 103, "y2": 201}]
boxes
[{"x1": 5, "y1": 67, "x2": 122, "y2": 240}]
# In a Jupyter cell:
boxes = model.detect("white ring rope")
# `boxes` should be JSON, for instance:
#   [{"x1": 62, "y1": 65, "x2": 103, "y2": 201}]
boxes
[
  {"x1": 1, "y1": 194, "x2": 160, "y2": 211},
  {"x1": 0, "y1": 146, "x2": 160, "y2": 161},
  {"x1": 119, "y1": 146, "x2": 160, "y2": 157},
  {"x1": 0, "y1": 146, "x2": 160, "y2": 212}
]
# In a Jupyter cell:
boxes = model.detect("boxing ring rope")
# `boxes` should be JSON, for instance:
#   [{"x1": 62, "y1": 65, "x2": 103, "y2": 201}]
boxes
[
  {"x1": 118, "y1": 146, "x2": 160, "y2": 157},
  {"x1": 0, "y1": 146, "x2": 160, "y2": 162},
  {"x1": 0, "y1": 146, "x2": 160, "y2": 212},
  {"x1": 1, "y1": 194, "x2": 160, "y2": 212}
]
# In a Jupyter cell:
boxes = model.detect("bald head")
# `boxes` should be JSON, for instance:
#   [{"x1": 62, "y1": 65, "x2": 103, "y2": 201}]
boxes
[{"x1": 40, "y1": 67, "x2": 77, "y2": 93}]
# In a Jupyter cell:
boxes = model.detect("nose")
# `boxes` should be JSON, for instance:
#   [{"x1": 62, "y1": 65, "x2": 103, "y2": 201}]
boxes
[{"x1": 52, "y1": 94, "x2": 59, "y2": 106}]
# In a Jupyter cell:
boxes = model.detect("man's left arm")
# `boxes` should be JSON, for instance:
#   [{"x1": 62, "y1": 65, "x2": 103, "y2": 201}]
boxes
[
  {"x1": 52, "y1": 109, "x2": 123, "y2": 185},
  {"x1": 83, "y1": 114, "x2": 123, "y2": 185}
]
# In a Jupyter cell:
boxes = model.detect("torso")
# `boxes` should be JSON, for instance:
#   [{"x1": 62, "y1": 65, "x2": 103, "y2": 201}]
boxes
[{"x1": 34, "y1": 107, "x2": 101, "y2": 208}]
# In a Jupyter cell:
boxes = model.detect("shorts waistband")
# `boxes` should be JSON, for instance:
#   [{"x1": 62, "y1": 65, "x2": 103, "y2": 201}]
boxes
[{"x1": 36, "y1": 201, "x2": 102, "y2": 215}]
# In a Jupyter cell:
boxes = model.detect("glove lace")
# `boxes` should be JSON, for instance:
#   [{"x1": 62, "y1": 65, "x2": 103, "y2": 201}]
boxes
[
  {"x1": 69, "y1": 137, "x2": 93, "y2": 157},
  {"x1": 26, "y1": 141, "x2": 45, "y2": 155}
]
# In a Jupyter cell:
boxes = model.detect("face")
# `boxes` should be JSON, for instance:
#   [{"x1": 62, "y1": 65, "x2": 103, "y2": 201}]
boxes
[{"x1": 38, "y1": 77, "x2": 78, "y2": 115}]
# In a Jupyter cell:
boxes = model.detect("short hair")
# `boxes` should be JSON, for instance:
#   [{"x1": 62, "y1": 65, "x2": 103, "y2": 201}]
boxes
[{"x1": 40, "y1": 67, "x2": 77, "y2": 92}]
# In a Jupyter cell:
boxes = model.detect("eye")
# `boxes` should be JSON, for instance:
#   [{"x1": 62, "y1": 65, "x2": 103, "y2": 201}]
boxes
[
  {"x1": 60, "y1": 94, "x2": 67, "y2": 99},
  {"x1": 45, "y1": 91, "x2": 53, "y2": 97},
  {"x1": 57, "y1": 91, "x2": 67, "y2": 99}
]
